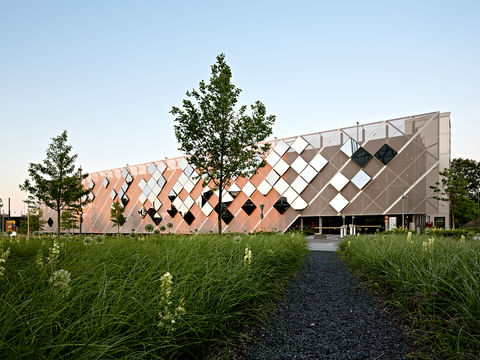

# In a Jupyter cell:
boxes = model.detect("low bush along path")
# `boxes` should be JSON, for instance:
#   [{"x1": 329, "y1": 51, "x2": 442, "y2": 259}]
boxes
[{"x1": 247, "y1": 251, "x2": 410, "y2": 359}]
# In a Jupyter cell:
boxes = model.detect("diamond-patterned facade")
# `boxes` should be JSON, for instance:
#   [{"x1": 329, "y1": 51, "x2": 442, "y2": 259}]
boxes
[{"x1": 71, "y1": 112, "x2": 449, "y2": 234}]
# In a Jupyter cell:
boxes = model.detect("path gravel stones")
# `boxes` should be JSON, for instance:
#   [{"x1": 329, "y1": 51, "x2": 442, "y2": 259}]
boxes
[{"x1": 247, "y1": 251, "x2": 409, "y2": 359}]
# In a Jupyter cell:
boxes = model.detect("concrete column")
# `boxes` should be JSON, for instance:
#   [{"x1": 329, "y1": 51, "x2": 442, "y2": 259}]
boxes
[{"x1": 318, "y1": 216, "x2": 322, "y2": 234}]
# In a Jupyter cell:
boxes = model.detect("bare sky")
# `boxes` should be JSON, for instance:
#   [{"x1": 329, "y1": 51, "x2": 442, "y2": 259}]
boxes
[{"x1": 1, "y1": 0, "x2": 479, "y2": 215}]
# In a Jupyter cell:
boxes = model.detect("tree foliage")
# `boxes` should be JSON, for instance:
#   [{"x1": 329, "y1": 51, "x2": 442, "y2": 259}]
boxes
[
  {"x1": 171, "y1": 53, "x2": 275, "y2": 235},
  {"x1": 20, "y1": 131, "x2": 90, "y2": 237},
  {"x1": 17, "y1": 207, "x2": 45, "y2": 234},
  {"x1": 110, "y1": 201, "x2": 127, "y2": 234},
  {"x1": 145, "y1": 224, "x2": 154, "y2": 233},
  {"x1": 450, "y1": 158, "x2": 480, "y2": 205},
  {"x1": 61, "y1": 209, "x2": 79, "y2": 233},
  {"x1": 430, "y1": 159, "x2": 480, "y2": 229}
]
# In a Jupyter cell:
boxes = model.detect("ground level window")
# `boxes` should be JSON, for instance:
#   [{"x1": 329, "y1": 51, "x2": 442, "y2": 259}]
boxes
[{"x1": 434, "y1": 217, "x2": 445, "y2": 228}]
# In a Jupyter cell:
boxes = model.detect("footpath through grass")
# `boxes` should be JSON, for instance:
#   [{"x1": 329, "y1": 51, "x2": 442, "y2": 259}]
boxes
[
  {"x1": 0, "y1": 232, "x2": 307, "y2": 359},
  {"x1": 338, "y1": 232, "x2": 480, "y2": 359}
]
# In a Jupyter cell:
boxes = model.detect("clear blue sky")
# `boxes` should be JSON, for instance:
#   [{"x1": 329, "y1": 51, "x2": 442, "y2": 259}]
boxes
[{"x1": 1, "y1": 0, "x2": 479, "y2": 214}]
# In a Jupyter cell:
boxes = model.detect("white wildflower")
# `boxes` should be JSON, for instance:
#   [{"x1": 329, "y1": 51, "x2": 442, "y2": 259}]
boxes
[
  {"x1": 0, "y1": 247, "x2": 11, "y2": 277},
  {"x1": 160, "y1": 272, "x2": 172, "y2": 297},
  {"x1": 157, "y1": 272, "x2": 186, "y2": 332},
  {"x1": 47, "y1": 241, "x2": 60, "y2": 265},
  {"x1": 422, "y1": 237, "x2": 435, "y2": 252},
  {"x1": 36, "y1": 249, "x2": 44, "y2": 269},
  {"x1": 83, "y1": 237, "x2": 94, "y2": 246},
  {"x1": 48, "y1": 269, "x2": 71, "y2": 297},
  {"x1": 244, "y1": 245, "x2": 252, "y2": 267}
]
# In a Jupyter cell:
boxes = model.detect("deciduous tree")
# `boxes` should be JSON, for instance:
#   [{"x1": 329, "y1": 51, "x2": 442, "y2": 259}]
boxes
[
  {"x1": 450, "y1": 158, "x2": 480, "y2": 207},
  {"x1": 20, "y1": 131, "x2": 90, "y2": 237},
  {"x1": 171, "y1": 53, "x2": 275, "y2": 235},
  {"x1": 17, "y1": 207, "x2": 45, "y2": 234},
  {"x1": 110, "y1": 201, "x2": 126, "y2": 235},
  {"x1": 430, "y1": 167, "x2": 479, "y2": 229}
]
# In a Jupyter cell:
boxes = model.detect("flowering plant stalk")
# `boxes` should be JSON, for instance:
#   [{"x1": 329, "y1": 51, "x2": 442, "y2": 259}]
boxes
[
  {"x1": 48, "y1": 269, "x2": 72, "y2": 297},
  {"x1": 244, "y1": 245, "x2": 252, "y2": 268},
  {"x1": 157, "y1": 272, "x2": 186, "y2": 333},
  {"x1": 0, "y1": 247, "x2": 11, "y2": 277},
  {"x1": 47, "y1": 241, "x2": 60, "y2": 265}
]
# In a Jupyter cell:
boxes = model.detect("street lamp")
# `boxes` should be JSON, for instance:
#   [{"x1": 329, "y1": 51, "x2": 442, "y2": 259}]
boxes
[
  {"x1": 259, "y1": 204, "x2": 264, "y2": 232},
  {"x1": 402, "y1": 194, "x2": 407, "y2": 229}
]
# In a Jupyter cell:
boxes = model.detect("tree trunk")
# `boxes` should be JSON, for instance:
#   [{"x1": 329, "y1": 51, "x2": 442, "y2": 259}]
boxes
[
  {"x1": 451, "y1": 202, "x2": 455, "y2": 230},
  {"x1": 218, "y1": 178, "x2": 223, "y2": 238},
  {"x1": 56, "y1": 205, "x2": 61, "y2": 238}
]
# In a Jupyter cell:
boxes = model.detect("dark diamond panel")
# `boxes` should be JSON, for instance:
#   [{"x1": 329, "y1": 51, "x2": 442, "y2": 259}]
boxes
[
  {"x1": 201, "y1": 190, "x2": 214, "y2": 207},
  {"x1": 121, "y1": 194, "x2": 129, "y2": 207},
  {"x1": 147, "y1": 208, "x2": 156, "y2": 219},
  {"x1": 214, "y1": 203, "x2": 234, "y2": 224},
  {"x1": 138, "y1": 207, "x2": 147, "y2": 218},
  {"x1": 153, "y1": 214, "x2": 162, "y2": 225},
  {"x1": 167, "y1": 205, "x2": 178, "y2": 218},
  {"x1": 351, "y1": 147, "x2": 373, "y2": 167},
  {"x1": 273, "y1": 197, "x2": 290, "y2": 214},
  {"x1": 183, "y1": 211, "x2": 195, "y2": 225},
  {"x1": 147, "y1": 208, "x2": 162, "y2": 225},
  {"x1": 47, "y1": 217, "x2": 54, "y2": 227},
  {"x1": 168, "y1": 190, "x2": 177, "y2": 202},
  {"x1": 374, "y1": 144, "x2": 398, "y2": 165},
  {"x1": 241, "y1": 199, "x2": 256, "y2": 215}
]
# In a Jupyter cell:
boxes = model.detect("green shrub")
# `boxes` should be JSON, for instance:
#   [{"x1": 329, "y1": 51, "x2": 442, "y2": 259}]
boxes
[
  {"x1": 0, "y1": 233, "x2": 307, "y2": 359},
  {"x1": 339, "y1": 233, "x2": 480, "y2": 359}
]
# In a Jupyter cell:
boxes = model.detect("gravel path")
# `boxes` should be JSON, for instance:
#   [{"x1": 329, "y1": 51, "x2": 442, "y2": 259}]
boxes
[{"x1": 247, "y1": 251, "x2": 410, "y2": 359}]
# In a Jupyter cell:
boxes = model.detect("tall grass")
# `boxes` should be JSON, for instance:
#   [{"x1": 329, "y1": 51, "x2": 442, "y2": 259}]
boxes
[
  {"x1": 338, "y1": 233, "x2": 480, "y2": 359},
  {"x1": 0, "y1": 233, "x2": 307, "y2": 359}
]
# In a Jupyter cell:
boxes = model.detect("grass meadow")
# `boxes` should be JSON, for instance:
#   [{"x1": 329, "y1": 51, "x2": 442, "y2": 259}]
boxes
[
  {"x1": 0, "y1": 232, "x2": 307, "y2": 359},
  {"x1": 338, "y1": 232, "x2": 480, "y2": 359}
]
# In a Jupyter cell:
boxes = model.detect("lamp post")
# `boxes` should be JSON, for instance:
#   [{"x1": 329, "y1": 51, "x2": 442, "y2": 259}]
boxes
[
  {"x1": 402, "y1": 194, "x2": 407, "y2": 229},
  {"x1": 0, "y1": 200, "x2": 3, "y2": 233},
  {"x1": 23, "y1": 198, "x2": 34, "y2": 240},
  {"x1": 342, "y1": 214, "x2": 345, "y2": 238},
  {"x1": 259, "y1": 204, "x2": 264, "y2": 232}
]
